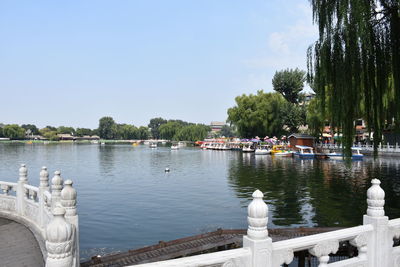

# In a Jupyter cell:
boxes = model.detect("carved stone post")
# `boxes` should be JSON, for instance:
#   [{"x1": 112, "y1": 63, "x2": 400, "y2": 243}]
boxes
[
  {"x1": 243, "y1": 190, "x2": 274, "y2": 267},
  {"x1": 16, "y1": 164, "x2": 28, "y2": 215},
  {"x1": 308, "y1": 240, "x2": 339, "y2": 267},
  {"x1": 363, "y1": 179, "x2": 392, "y2": 267},
  {"x1": 61, "y1": 180, "x2": 79, "y2": 267},
  {"x1": 45, "y1": 206, "x2": 74, "y2": 267},
  {"x1": 39, "y1": 167, "x2": 49, "y2": 228},
  {"x1": 51, "y1": 171, "x2": 63, "y2": 210}
]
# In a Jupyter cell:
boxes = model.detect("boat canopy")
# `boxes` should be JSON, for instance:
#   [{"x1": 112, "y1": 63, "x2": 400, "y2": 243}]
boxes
[{"x1": 295, "y1": 145, "x2": 313, "y2": 149}]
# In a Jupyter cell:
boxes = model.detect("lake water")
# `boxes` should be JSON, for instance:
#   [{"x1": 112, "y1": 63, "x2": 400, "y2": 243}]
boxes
[{"x1": 0, "y1": 143, "x2": 400, "y2": 260}]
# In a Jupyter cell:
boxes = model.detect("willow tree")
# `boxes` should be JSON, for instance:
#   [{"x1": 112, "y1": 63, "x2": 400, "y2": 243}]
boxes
[{"x1": 307, "y1": 0, "x2": 400, "y2": 156}]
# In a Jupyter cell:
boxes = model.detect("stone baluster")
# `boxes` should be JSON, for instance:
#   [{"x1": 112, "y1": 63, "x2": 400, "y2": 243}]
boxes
[
  {"x1": 363, "y1": 179, "x2": 392, "y2": 267},
  {"x1": 61, "y1": 180, "x2": 79, "y2": 267},
  {"x1": 396, "y1": 143, "x2": 399, "y2": 152},
  {"x1": 350, "y1": 233, "x2": 368, "y2": 261},
  {"x1": 379, "y1": 142, "x2": 382, "y2": 151},
  {"x1": 1, "y1": 184, "x2": 11, "y2": 195},
  {"x1": 39, "y1": 167, "x2": 49, "y2": 228},
  {"x1": 243, "y1": 190, "x2": 275, "y2": 267},
  {"x1": 16, "y1": 164, "x2": 28, "y2": 215},
  {"x1": 387, "y1": 142, "x2": 390, "y2": 152},
  {"x1": 45, "y1": 206, "x2": 74, "y2": 267},
  {"x1": 308, "y1": 240, "x2": 339, "y2": 267},
  {"x1": 51, "y1": 171, "x2": 63, "y2": 210}
]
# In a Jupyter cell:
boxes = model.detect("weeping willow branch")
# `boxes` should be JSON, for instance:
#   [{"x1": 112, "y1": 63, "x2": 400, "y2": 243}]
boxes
[{"x1": 307, "y1": 0, "x2": 400, "y2": 157}]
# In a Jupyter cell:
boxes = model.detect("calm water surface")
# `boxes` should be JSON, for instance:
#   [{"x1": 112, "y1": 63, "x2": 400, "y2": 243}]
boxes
[{"x1": 0, "y1": 143, "x2": 400, "y2": 259}]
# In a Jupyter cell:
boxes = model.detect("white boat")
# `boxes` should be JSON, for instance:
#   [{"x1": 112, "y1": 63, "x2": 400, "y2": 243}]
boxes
[
  {"x1": 255, "y1": 145, "x2": 271, "y2": 155},
  {"x1": 242, "y1": 143, "x2": 255, "y2": 153},
  {"x1": 206, "y1": 143, "x2": 214, "y2": 150},
  {"x1": 328, "y1": 147, "x2": 364, "y2": 160},
  {"x1": 178, "y1": 141, "x2": 186, "y2": 147},
  {"x1": 171, "y1": 144, "x2": 179, "y2": 150},
  {"x1": 220, "y1": 143, "x2": 230, "y2": 150},
  {"x1": 351, "y1": 147, "x2": 364, "y2": 160},
  {"x1": 294, "y1": 145, "x2": 315, "y2": 159},
  {"x1": 150, "y1": 142, "x2": 157, "y2": 148}
]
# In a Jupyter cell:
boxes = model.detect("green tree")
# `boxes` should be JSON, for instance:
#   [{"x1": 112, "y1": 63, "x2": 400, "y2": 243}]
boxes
[
  {"x1": 98, "y1": 117, "x2": 116, "y2": 139},
  {"x1": 137, "y1": 126, "x2": 150, "y2": 140},
  {"x1": 227, "y1": 91, "x2": 286, "y2": 138},
  {"x1": 219, "y1": 125, "x2": 236, "y2": 138},
  {"x1": 45, "y1": 126, "x2": 57, "y2": 131},
  {"x1": 148, "y1": 117, "x2": 167, "y2": 139},
  {"x1": 119, "y1": 124, "x2": 138, "y2": 140},
  {"x1": 57, "y1": 126, "x2": 76, "y2": 135},
  {"x1": 173, "y1": 124, "x2": 210, "y2": 141},
  {"x1": 76, "y1": 128, "x2": 93, "y2": 137},
  {"x1": 306, "y1": 98, "x2": 325, "y2": 138},
  {"x1": 307, "y1": 0, "x2": 400, "y2": 155},
  {"x1": 3, "y1": 124, "x2": 26, "y2": 139},
  {"x1": 272, "y1": 68, "x2": 306, "y2": 104},
  {"x1": 21, "y1": 124, "x2": 39, "y2": 135},
  {"x1": 159, "y1": 121, "x2": 183, "y2": 140},
  {"x1": 281, "y1": 102, "x2": 306, "y2": 133},
  {"x1": 40, "y1": 128, "x2": 59, "y2": 141}
]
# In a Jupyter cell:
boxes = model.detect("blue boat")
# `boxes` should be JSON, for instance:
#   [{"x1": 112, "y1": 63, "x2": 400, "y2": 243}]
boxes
[
  {"x1": 327, "y1": 147, "x2": 364, "y2": 160},
  {"x1": 294, "y1": 145, "x2": 315, "y2": 159}
]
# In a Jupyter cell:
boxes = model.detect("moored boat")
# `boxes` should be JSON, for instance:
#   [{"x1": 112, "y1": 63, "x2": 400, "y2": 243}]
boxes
[
  {"x1": 327, "y1": 147, "x2": 364, "y2": 160},
  {"x1": 271, "y1": 145, "x2": 293, "y2": 157},
  {"x1": 242, "y1": 143, "x2": 255, "y2": 153},
  {"x1": 294, "y1": 145, "x2": 315, "y2": 159},
  {"x1": 149, "y1": 142, "x2": 157, "y2": 148},
  {"x1": 171, "y1": 143, "x2": 179, "y2": 150},
  {"x1": 255, "y1": 145, "x2": 271, "y2": 155}
]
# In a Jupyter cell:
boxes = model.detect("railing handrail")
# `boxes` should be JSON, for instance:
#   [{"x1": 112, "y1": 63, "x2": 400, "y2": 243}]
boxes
[
  {"x1": 388, "y1": 218, "x2": 400, "y2": 229},
  {"x1": 24, "y1": 183, "x2": 39, "y2": 192},
  {"x1": 272, "y1": 224, "x2": 373, "y2": 252},
  {"x1": 134, "y1": 247, "x2": 251, "y2": 267},
  {"x1": 0, "y1": 181, "x2": 17, "y2": 187}
]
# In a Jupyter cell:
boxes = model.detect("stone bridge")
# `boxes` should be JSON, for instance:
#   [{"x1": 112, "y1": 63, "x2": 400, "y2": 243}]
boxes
[{"x1": 0, "y1": 164, "x2": 79, "y2": 267}]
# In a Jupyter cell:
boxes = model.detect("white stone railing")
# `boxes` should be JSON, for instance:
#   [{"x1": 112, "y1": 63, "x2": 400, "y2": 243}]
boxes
[
  {"x1": 0, "y1": 164, "x2": 79, "y2": 267},
  {"x1": 135, "y1": 179, "x2": 400, "y2": 267}
]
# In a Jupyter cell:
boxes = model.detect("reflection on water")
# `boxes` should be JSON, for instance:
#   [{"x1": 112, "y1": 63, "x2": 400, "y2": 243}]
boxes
[
  {"x1": 228, "y1": 154, "x2": 400, "y2": 228},
  {"x1": 0, "y1": 144, "x2": 399, "y2": 259}
]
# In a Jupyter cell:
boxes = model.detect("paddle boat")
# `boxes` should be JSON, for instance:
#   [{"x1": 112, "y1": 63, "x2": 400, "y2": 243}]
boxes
[
  {"x1": 327, "y1": 147, "x2": 364, "y2": 160},
  {"x1": 171, "y1": 143, "x2": 179, "y2": 150},
  {"x1": 149, "y1": 142, "x2": 157, "y2": 148},
  {"x1": 255, "y1": 145, "x2": 271, "y2": 155},
  {"x1": 294, "y1": 145, "x2": 315, "y2": 159},
  {"x1": 271, "y1": 145, "x2": 293, "y2": 157},
  {"x1": 242, "y1": 143, "x2": 255, "y2": 153}
]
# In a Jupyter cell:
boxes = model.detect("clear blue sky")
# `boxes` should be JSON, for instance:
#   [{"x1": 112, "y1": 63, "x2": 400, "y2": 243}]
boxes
[{"x1": 0, "y1": 0, "x2": 317, "y2": 129}]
